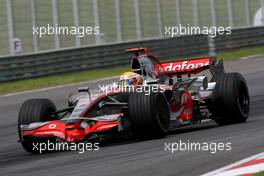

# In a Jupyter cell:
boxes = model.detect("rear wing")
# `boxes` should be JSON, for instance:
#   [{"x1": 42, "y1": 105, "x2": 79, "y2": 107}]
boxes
[{"x1": 159, "y1": 57, "x2": 217, "y2": 76}]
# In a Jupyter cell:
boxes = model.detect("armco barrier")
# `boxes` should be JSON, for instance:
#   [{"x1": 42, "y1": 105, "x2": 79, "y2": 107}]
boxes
[
  {"x1": 0, "y1": 34, "x2": 208, "y2": 82},
  {"x1": 215, "y1": 26, "x2": 264, "y2": 51},
  {"x1": 0, "y1": 26, "x2": 263, "y2": 82}
]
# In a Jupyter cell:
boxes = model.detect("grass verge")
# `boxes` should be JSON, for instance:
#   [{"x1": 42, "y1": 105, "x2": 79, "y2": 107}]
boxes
[
  {"x1": 217, "y1": 46, "x2": 264, "y2": 60},
  {"x1": 0, "y1": 46, "x2": 264, "y2": 95},
  {"x1": 0, "y1": 66, "x2": 128, "y2": 95},
  {"x1": 254, "y1": 171, "x2": 264, "y2": 176}
]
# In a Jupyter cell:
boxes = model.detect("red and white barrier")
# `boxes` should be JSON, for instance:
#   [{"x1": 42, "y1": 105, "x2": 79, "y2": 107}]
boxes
[{"x1": 202, "y1": 152, "x2": 264, "y2": 176}]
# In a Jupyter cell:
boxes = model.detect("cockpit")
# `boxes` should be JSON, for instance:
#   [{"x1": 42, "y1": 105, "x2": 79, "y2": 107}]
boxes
[{"x1": 131, "y1": 55, "x2": 169, "y2": 84}]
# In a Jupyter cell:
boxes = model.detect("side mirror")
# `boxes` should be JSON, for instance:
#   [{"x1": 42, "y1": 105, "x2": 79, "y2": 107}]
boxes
[
  {"x1": 78, "y1": 87, "x2": 90, "y2": 93},
  {"x1": 78, "y1": 87, "x2": 91, "y2": 98}
]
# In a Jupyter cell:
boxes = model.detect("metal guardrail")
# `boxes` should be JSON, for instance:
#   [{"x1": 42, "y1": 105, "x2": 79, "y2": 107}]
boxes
[
  {"x1": 215, "y1": 26, "x2": 264, "y2": 51},
  {"x1": 0, "y1": 26, "x2": 264, "y2": 82}
]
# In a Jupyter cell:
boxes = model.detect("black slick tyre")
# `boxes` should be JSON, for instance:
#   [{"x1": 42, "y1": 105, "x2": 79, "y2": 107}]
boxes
[
  {"x1": 18, "y1": 99, "x2": 57, "y2": 153},
  {"x1": 128, "y1": 91, "x2": 170, "y2": 138},
  {"x1": 210, "y1": 73, "x2": 250, "y2": 125}
]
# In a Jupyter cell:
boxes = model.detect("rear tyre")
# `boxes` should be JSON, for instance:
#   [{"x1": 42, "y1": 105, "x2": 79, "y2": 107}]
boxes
[
  {"x1": 18, "y1": 99, "x2": 57, "y2": 153},
  {"x1": 209, "y1": 73, "x2": 250, "y2": 125},
  {"x1": 128, "y1": 91, "x2": 170, "y2": 138}
]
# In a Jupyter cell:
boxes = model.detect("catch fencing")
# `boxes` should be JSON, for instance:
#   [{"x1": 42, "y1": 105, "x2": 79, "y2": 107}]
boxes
[{"x1": 0, "y1": 0, "x2": 263, "y2": 56}]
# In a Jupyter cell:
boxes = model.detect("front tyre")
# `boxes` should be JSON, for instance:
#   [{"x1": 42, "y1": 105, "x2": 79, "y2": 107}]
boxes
[{"x1": 18, "y1": 99, "x2": 57, "y2": 153}]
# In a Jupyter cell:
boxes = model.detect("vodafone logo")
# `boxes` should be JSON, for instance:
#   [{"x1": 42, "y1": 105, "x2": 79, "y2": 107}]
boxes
[{"x1": 161, "y1": 58, "x2": 210, "y2": 73}]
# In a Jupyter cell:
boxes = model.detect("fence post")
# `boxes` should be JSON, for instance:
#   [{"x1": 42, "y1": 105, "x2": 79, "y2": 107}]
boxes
[
  {"x1": 73, "y1": 0, "x2": 81, "y2": 47},
  {"x1": 227, "y1": 0, "x2": 234, "y2": 28},
  {"x1": 175, "y1": 0, "x2": 181, "y2": 26},
  {"x1": 134, "y1": 0, "x2": 142, "y2": 40},
  {"x1": 210, "y1": 0, "x2": 216, "y2": 26},
  {"x1": 6, "y1": 0, "x2": 14, "y2": 55},
  {"x1": 208, "y1": 34, "x2": 216, "y2": 56},
  {"x1": 156, "y1": 0, "x2": 163, "y2": 37},
  {"x1": 93, "y1": 0, "x2": 101, "y2": 44},
  {"x1": 115, "y1": 0, "x2": 122, "y2": 42},
  {"x1": 244, "y1": 0, "x2": 250, "y2": 26},
  {"x1": 262, "y1": 0, "x2": 264, "y2": 25},
  {"x1": 52, "y1": 0, "x2": 60, "y2": 49},
  {"x1": 30, "y1": 0, "x2": 38, "y2": 52},
  {"x1": 192, "y1": 0, "x2": 199, "y2": 26}
]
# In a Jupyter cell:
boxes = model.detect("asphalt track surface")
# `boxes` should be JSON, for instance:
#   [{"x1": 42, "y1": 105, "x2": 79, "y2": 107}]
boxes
[{"x1": 0, "y1": 57, "x2": 264, "y2": 176}]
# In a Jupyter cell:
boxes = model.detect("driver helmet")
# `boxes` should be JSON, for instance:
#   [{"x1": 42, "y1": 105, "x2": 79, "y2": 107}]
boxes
[{"x1": 119, "y1": 72, "x2": 143, "y2": 88}]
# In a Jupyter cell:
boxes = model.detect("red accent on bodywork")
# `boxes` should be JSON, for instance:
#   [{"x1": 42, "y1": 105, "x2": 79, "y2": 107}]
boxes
[
  {"x1": 125, "y1": 47, "x2": 149, "y2": 53},
  {"x1": 23, "y1": 121, "x2": 66, "y2": 139},
  {"x1": 23, "y1": 120, "x2": 118, "y2": 142},
  {"x1": 169, "y1": 91, "x2": 193, "y2": 121},
  {"x1": 179, "y1": 91, "x2": 193, "y2": 121}
]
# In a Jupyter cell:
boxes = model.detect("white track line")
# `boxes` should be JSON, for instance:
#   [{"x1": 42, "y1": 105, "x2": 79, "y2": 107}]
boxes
[
  {"x1": 240, "y1": 54, "x2": 264, "y2": 60},
  {"x1": 201, "y1": 152, "x2": 264, "y2": 176}
]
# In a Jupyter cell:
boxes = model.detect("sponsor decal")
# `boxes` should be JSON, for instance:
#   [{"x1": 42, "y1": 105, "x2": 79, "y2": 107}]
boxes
[{"x1": 160, "y1": 58, "x2": 210, "y2": 73}]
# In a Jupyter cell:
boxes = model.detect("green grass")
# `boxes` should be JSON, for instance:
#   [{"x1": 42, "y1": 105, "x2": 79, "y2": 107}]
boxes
[
  {"x1": 254, "y1": 171, "x2": 264, "y2": 176},
  {"x1": 217, "y1": 46, "x2": 264, "y2": 60},
  {"x1": 0, "y1": 46, "x2": 264, "y2": 95},
  {"x1": 0, "y1": 66, "x2": 128, "y2": 95}
]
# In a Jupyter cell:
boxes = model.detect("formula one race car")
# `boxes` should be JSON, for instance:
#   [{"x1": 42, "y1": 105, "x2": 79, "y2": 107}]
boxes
[{"x1": 18, "y1": 47, "x2": 250, "y2": 153}]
